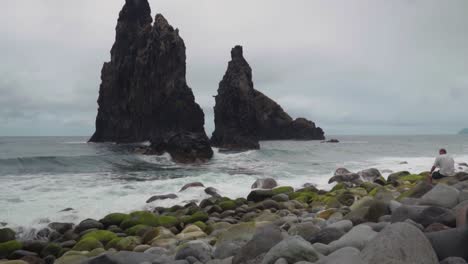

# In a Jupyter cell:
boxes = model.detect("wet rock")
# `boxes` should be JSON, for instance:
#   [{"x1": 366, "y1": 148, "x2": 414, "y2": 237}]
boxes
[
  {"x1": 21, "y1": 255, "x2": 46, "y2": 264},
  {"x1": 387, "y1": 171, "x2": 411, "y2": 185},
  {"x1": 75, "y1": 219, "x2": 104, "y2": 233},
  {"x1": 322, "y1": 139, "x2": 339, "y2": 143},
  {"x1": 180, "y1": 182, "x2": 205, "y2": 192},
  {"x1": 360, "y1": 222, "x2": 438, "y2": 264},
  {"x1": 89, "y1": 0, "x2": 212, "y2": 163},
  {"x1": 328, "y1": 169, "x2": 362, "y2": 185},
  {"x1": 146, "y1": 194, "x2": 178, "y2": 203},
  {"x1": 48, "y1": 223, "x2": 73, "y2": 234},
  {"x1": 308, "y1": 227, "x2": 346, "y2": 244},
  {"x1": 358, "y1": 168, "x2": 382, "y2": 183},
  {"x1": 251, "y1": 178, "x2": 278, "y2": 189},
  {"x1": 205, "y1": 187, "x2": 221, "y2": 198},
  {"x1": 261, "y1": 236, "x2": 320, "y2": 264},
  {"x1": 247, "y1": 189, "x2": 274, "y2": 202},
  {"x1": 0, "y1": 228, "x2": 16, "y2": 243}
]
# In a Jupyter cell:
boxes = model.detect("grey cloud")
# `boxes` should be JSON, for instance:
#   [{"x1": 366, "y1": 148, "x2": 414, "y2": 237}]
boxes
[{"x1": 0, "y1": 0, "x2": 467, "y2": 136}]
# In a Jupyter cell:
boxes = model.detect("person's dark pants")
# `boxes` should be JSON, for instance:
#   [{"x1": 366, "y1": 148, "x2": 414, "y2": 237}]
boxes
[{"x1": 432, "y1": 171, "x2": 447, "y2": 180}]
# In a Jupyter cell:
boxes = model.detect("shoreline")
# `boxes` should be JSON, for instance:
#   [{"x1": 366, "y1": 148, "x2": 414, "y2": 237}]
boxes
[{"x1": 1, "y1": 168, "x2": 468, "y2": 263}]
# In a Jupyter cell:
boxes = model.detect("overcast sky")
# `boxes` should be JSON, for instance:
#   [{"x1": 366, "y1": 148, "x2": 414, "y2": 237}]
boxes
[{"x1": 1, "y1": 0, "x2": 467, "y2": 136}]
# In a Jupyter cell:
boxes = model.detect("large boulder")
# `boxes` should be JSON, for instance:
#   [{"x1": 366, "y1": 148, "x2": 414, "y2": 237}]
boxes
[
  {"x1": 420, "y1": 184, "x2": 460, "y2": 208},
  {"x1": 89, "y1": 0, "x2": 212, "y2": 163},
  {"x1": 426, "y1": 227, "x2": 468, "y2": 261},
  {"x1": 360, "y1": 222, "x2": 438, "y2": 264},
  {"x1": 0, "y1": 228, "x2": 16, "y2": 243},
  {"x1": 213, "y1": 222, "x2": 257, "y2": 259},
  {"x1": 175, "y1": 240, "x2": 213, "y2": 263},
  {"x1": 328, "y1": 225, "x2": 378, "y2": 251},
  {"x1": 358, "y1": 168, "x2": 383, "y2": 183},
  {"x1": 391, "y1": 205, "x2": 456, "y2": 227},
  {"x1": 315, "y1": 247, "x2": 366, "y2": 264},
  {"x1": 328, "y1": 169, "x2": 362, "y2": 185},
  {"x1": 261, "y1": 236, "x2": 320, "y2": 264},
  {"x1": 233, "y1": 224, "x2": 283, "y2": 264}
]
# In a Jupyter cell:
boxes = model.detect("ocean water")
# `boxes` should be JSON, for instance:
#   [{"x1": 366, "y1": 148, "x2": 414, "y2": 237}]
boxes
[{"x1": 1, "y1": 135, "x2": 468, "y2": 234}]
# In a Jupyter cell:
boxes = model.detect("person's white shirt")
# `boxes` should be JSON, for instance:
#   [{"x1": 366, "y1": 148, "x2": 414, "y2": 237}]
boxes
[{"x1": 434, "y1": 154, "x2": 455, "y2": 176}]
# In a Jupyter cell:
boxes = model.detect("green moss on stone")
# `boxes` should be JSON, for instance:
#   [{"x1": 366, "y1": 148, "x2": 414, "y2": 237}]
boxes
[
  {"x1": 234, "y1": 198, "x2": 247, "y2": 206},
  {"x1": 182, "y1": 211, "x2": 209, "y2": 224},
  {"x1": 289, "y1": 191, "x2": 318, "y2": 203},
  {"x1": 219, "y1": 200, "x2": 237, "y2": 211},
  {"x1": 0, "y1": 240, "x2": 22, "y2": 258},
  {"x1": 156, "y1": 216, "x2": 179, "y2": 228},
  {"x1": 72, "y1": 238, "x2": 103, "y2": 252},
  {"x1": 193, "y1": 221, "x2": 207, "y2": 232},
  {"x1": 115, "y1": 236, "x2": 141, "y2": 251},
  {"x1": 105, "y1": 238, "x2": 122, "y2": 250},
  {"x1": 100, "y1": 213, "x2": 129, "y2": 227},
  {"x1": 0, "y1": 228, "x2": 16, "y2": 243},
  {"x1": 41, "y1": 242, "x2": 62, "y2": 258},
  {"x1": 349, "y1": 187, "x2": 368, "y2": 197},
  {"x1": 81, "y1": 230, "x2": 118, "y2": 244},
  {"x1": 120, "y1": 211, "x2": 159, "y2": 229},
  {"x1": 331, "y1": 183, "x2": 346, "y2": 192},
  {"x1": 399, "y1": 174, "x2": 426, "y2": 183},
  {"x1": 272, "y1": 186, "x2": 294, "y2": 195}
]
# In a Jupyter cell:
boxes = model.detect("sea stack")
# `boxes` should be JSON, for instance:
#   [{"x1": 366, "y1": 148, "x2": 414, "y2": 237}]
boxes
[
  {"x1": 211, "y1": 46, "x2": 260, "y2": 150},
  {"x1": 89, "y1": 0, "x2": 213, "y2": 163},
  {"x1": 211, "y1": 45, "x2": 325, "y2": 150}
]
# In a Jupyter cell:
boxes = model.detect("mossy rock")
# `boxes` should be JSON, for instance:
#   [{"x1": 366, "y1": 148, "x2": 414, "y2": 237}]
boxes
[
  {"x1": 56, "y1": 255, "x2": 89, "y2": 264},
  {"x1": 218, "y1": 200, "x2": 237, "y2": 211},
  {"x1": 40, "y1": 242, "x2": 62, "y2": 258},
  {"x1": 156, "y1": 216, "x2": 179, "y2": 228},
  {"x1": 373, "y1": 176, "x2": 387, "y2": 185},
  {"x1": 397, "y1": 181, "x2": 433, "y2": 201},
  {"x1": 193, "y1": 221, "x2": 207, "y2": 232},
  {"x1": 105, "y1": 237, "x2": 123, "y2": 250},
  {"x1": 141, "y1": 228, "x2": 160, "y2": 244},
  {"x1": 181, "y1": 211, "x2": 209, "y2": 224},
  {"x1": 360, "y1": 182, "x2": 380, "y2": 193},
  {"x1": 115, "y1": 236, "x2": 141, "y2": 251},
  {"x1": 120, "y1": 211, "x2": 159, "y2": 229},
  {"x1": 72, "y1": 238, "x2": 103, "y2": 252},
  {"x1": 336, "y1": 191, "x2": 355, "y2": 206},
  {"x1": 272, "y1": 186, "x2": 294, "y2": 195},
  {"x1": 81, "y1": 230, "x2": 118, "y2": 244},
  {"x1": 0, "y1": 240, "x2": 22, "y2": 258},
  {"x1": 398, "y1": 174, "x2": 426, "y2": 184},
  {"x1": 125, "y1": 225, "x2": 152, "y2": 236},
  {"x1": 349, "y1": 187, "x2": 368, "y2": 197},
  {"x1": 0, "y1": 228, "x2": 16, "y2": 243},
  {"x1": 331, "y1": 183, "x2": 347, "y2": 192},
  {"x1": 100, "y1": 213, "x2": 130, "y2": 227},
  {"x1": 234, "y1": 198, "x2": 247, "y2": 206},
  {"x1": 289, "y1": 191, "x2": 318, "y2": 203}
]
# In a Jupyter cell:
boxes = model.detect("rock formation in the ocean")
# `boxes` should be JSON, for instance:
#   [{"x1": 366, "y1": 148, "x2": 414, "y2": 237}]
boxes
[
  {"x1": 89, "y1": 0, "x2": 212, "y2": 162},
  {"x1": 211, "y1": 46, "x2": 260, "y2": 150},
  {"x1": 211, "y1": 45, "x2": 325, "y2": 149}
]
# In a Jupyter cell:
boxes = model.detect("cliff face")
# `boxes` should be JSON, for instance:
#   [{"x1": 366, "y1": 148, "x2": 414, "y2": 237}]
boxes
[
  {"x1": 211, "y1": 46, "x2": 260, "y2": 150},
  {"x1": 211, "y1": 46, "x2": 325, "y2": 149},
  {"x1": 90, "y1": 0, "x2": 212, "y2": 162}
]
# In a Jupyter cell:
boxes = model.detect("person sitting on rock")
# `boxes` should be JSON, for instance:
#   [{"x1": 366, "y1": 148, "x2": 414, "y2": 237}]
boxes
[{"x1": 429, "y1": 148, "x2": 455, "y2": 184}]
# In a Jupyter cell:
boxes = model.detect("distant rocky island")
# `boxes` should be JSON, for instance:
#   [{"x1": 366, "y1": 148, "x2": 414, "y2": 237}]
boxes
[
  {"x1": 459, "y1": 128, "x2": 468, "y2": 135},
  {"x1": 211, "y1": 46, "x2": 325, "y2": 150},
  {"x1": 90, "y1": 0, "x2": 325, "y2": 161}
]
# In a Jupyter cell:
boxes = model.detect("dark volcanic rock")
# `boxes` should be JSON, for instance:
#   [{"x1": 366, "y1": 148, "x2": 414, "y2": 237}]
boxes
[
  {"x1": 211, "y1": 46, "x2": 260, "y2": 150},
  {"x1": 211, "y1": 45, "x2": 324, "y2": 150},
  {"x1": 253, "y1": 91, "x2": 324, "y2": 141},
  {"x1": 89, "y1": 0, "x2": 212, "y2": 162}
]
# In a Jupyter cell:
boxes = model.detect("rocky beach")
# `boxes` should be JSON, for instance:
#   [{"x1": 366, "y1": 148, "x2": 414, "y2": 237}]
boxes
[{"x1": 2, "y1": 168, "x2": 468, "y2": 264}]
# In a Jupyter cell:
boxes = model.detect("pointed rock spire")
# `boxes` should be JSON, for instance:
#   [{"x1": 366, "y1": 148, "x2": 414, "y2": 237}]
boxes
[{"x1": 90, "y1": 0, "x2": 212, "y2": 163}]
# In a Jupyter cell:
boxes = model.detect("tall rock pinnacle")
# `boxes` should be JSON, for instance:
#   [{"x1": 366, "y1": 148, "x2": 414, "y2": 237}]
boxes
[
  {"x1": 90, "y1": 0, "x2": 213, "y2": 163},
  {"x1": 211, "y1": 45, "x2": 325, "y2": 150},
  {"x1": 211, "y1": 46, "x2": 260, "y2": 150}
]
